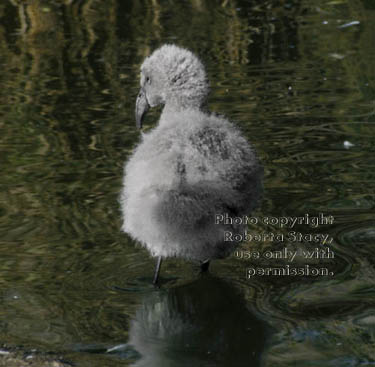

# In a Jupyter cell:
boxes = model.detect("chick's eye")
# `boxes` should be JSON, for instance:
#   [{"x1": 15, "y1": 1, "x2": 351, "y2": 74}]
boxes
[{"x1": 146, "y1": 76, "x2": 151, "y2": 84}]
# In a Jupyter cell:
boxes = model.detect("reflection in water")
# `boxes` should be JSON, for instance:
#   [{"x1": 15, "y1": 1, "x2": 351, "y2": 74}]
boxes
[{"x1": 125, "y1": 276, "x2": 266, "y2": 367}]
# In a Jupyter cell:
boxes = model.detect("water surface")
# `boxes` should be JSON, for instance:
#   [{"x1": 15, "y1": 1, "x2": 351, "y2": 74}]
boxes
[{"x1": 0, "y1": 0, "x2": 375, "y2": 366}]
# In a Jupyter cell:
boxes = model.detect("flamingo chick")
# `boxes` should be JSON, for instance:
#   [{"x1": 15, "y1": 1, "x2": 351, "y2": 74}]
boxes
[{"x1": 120, "y1": 45, "x2": 262, "y2": 284}]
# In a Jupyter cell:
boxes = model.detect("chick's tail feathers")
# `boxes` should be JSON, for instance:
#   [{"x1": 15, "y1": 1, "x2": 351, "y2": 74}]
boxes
[{"x1": 154, "y1": 182, "x2": 248, "y2": 231}]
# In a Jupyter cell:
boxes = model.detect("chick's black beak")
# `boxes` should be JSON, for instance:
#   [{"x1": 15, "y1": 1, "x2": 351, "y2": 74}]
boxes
[{"x1": 135, "y1": 88, "x2": 150, "y2": 129}]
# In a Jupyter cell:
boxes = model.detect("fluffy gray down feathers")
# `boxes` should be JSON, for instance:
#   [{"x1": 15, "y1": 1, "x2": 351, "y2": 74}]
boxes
[{"x1": 121, "y1": 45, "x2": 262, "y2": 261}]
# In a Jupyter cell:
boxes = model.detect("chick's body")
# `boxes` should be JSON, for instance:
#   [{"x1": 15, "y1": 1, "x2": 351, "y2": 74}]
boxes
[
  {"x1": 121, "y1": 108, "x2": 262, "y2": 261},
  {"x1": 121, "y1": 44, "x2": 262, "y2": 269}
]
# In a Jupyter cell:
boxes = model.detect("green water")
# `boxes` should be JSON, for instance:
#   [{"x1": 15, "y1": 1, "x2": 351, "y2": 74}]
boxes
[{"x1": 0, "y1": 0, "x2": 375, "y2": 366}]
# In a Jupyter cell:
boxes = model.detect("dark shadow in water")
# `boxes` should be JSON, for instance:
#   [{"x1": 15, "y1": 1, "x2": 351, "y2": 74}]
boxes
[{"x1": 110, "y1": 275, "x2": 268, "y2": 367}]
